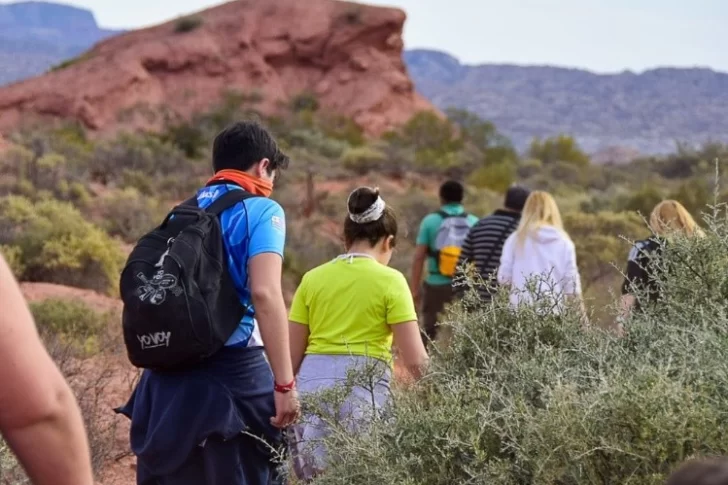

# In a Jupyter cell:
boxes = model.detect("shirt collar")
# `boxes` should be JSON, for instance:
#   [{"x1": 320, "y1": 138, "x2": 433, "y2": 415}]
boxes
[{"x1": 441, "y1": 203, "x2": 465, "y2": 214}]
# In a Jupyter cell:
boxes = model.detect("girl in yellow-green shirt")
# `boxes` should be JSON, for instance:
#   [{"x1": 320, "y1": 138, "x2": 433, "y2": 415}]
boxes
[{"x1": 288, "y1": 187, "x2": 429, "y2": 480}]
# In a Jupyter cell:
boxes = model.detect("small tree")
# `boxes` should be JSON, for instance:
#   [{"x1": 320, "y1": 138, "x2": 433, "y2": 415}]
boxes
[
  {"x1": 174, "y1": 16, "x2": 203, "y2": 33},
  {"x1": 529, "y1": 134, "x2": 590, "y2": 166}
]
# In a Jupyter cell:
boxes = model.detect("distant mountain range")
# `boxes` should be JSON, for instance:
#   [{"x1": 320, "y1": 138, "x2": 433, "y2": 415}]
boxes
[
  {"x1": 0, "y1": 1, "x2": 121, "y2": 85},
  {"x1": 1, "y1": 2, "x2": 727, "y2": 154},
  {"x1": 404, "y1": 49, "x2": 728, "y2": 153}
]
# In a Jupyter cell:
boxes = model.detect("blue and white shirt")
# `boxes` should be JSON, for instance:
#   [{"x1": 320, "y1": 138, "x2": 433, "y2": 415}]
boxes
[{"x1": 196, "y1": 183, "x2": 286, "y2": 347}]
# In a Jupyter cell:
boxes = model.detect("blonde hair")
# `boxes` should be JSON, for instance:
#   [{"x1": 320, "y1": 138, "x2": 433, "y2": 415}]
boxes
[
  {"x1": 649, "y1": 200, "x2": 703, "y2": 237},
  {"x1": 515, "y1": 191, "x2": 566, "y2": 247}
]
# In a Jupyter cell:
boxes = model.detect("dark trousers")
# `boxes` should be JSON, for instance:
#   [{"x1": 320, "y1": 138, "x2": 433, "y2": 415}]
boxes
[
  {"x1": 121, "y1": 347, "x2": 283, "y2": 485},
  {"x1": 420, "y1": 282, "x2": 455, "y2": 346}
]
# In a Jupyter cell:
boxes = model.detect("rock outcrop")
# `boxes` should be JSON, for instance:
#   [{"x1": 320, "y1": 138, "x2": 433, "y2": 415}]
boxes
[{"x1": 0, "y1": 0, "x2": 434, "y2": 136}]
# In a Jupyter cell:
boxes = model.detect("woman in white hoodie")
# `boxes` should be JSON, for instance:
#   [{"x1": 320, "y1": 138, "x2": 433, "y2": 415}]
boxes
[{"x1": 497, "y1": 191, "x2": 585, "y2": 318}]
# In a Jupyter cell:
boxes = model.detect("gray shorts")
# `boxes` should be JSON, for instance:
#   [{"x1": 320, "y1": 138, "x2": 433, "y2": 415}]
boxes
[{"x1": 289, "y1": 354, "x2": 392, "y2": 480}]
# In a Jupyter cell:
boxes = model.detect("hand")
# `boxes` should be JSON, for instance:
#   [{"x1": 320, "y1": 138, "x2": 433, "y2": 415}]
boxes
[{"x1": 270, "y1": 389, "x2": 300, "y2": 429}]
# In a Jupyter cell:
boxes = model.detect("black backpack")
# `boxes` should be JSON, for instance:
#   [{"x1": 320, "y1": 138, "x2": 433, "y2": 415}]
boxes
[{"x1": 119, "y1": 189, "x2": 256, "y2": 371}]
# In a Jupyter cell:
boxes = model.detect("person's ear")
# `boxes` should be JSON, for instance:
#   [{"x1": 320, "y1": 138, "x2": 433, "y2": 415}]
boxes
[
  {"x1": 385, "y1": 235, "x2": 395, "y2": 251},
  {"x1": 256, "y1": 158, "x2": 271, "y2": 177}
]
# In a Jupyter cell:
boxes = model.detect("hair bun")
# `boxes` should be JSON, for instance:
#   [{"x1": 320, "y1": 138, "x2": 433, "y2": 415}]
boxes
[{"x1": 347, "y1": 187, "x2": 385, "y2": 224}]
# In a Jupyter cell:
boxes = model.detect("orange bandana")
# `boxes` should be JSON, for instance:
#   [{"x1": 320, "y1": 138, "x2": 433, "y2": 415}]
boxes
[{"x1": 207, "y1": 169, "x2": 273, "y2": 198}]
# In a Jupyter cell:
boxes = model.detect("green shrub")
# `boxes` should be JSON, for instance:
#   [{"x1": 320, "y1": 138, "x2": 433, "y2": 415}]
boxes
[
  {"x1": 0, "y1": 144, "x2": 90, "y2": 204},
  {"x1": 468, "y1": 161, "x2": 515, "y2": 193},
  {"x1": 0, "y1": 244, "x2": 25, "y2": 275},
  {"x1": 529, "y1": 134, "x2": 590, "y2": 166},
  {"x1": 319, "y1": 115, "x2": 365, "y2": 146},
  {"x1": 99, "y1": 188, "x2": 167, "y2": 242},
  {"x1": 342, "y1": 145, "x2": 387, "y2": 174},
  {"x1": 564, "y1": 210, "x2": 648, "y2": 293},
  {"x1": 284, "y1": 216, "x2": 341, "y2": 283},
  {"x1": 0, "y1": 196, "x2": 124, "y2": 294},
  {"x1": 174, "y1": 15, "x2": 203, "y2": 33},
  {"x1": 49, "y1": 53, "x2": 93, "y2": 72},
  {"x1": 305, "y1": 208, "x2": 728, "y2": 484},
  {"x1": 91, "y1": 133, "x2": 201, "y2": 198},
  {"x1": 30, "y1": 298, "x2": 108, "y2": 356},
  {"x1": 343, "y1": 5, "x2": 363, "y2": 24},
  {"x1": 161, "y1": 89, "x2": 266, "y2": 158},
  {"x1": 617, "y1": 183, "x2": 665, "y2": 217},
  {"x1": 291, "y1": 92, "x2": 320, "y2": 113}
]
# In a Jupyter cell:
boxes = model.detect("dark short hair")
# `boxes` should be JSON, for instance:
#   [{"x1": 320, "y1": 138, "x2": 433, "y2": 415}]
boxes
[
  {"x1": 439, "y1": 180, "x2": 464, "y2": 204},
  {"x1": 666, "y1": 458, "x2": 728, "y2": 485},
  {"x1": 212, "y1": 121, "x2": 290, "y2": 175},
  {"x1": 344, "y1": 187, "x2": 398, "y2": 248},
  {"x1": 504, "y1": 185, "x2": 531, "y2": 212}
]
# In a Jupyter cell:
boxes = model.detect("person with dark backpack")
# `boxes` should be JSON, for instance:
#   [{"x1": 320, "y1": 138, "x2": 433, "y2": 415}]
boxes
[{"x1": 116, "y1": 121, "x2": 299, "y2": 485}]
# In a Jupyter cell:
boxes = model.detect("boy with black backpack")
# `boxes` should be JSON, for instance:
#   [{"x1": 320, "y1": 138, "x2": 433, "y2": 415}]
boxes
[
  {"x1": 116, "y1": 121, "x2": 299, "y2": 485},
  {"x1": 411, "y1": 181, "x2": 479, "y2": 346}
]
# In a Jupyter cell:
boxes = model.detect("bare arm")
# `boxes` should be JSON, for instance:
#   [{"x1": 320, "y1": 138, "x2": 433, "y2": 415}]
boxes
[
  {"x1": 410, "y1": 245, "x2": 428, "y2": 298},
  {"x1": 249, "y1": 253, "x2": 295, "y2": 387},
  {"x1": 289, "y1": 322, "x2": 310, "y2": 376},
  {"x1": 0, "y1": 255, "x2": 93, "y2": 485},
  {"x1": 392, "y1": 321, "x2": 429, "y2": 380}
]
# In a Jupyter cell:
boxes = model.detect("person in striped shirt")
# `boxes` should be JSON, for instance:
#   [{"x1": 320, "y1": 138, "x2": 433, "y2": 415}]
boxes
[{"x1": 455, "y1": 185, "x2": 530, "y2": 301}]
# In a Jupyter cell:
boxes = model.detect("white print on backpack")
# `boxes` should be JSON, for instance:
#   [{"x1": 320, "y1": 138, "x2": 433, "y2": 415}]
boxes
[
  {"x1": 137, "y1": 331, "x2": 171, "y2": 350},
  {"x1": 136, "y1": 270, "x2": 184, "y2": 305}
]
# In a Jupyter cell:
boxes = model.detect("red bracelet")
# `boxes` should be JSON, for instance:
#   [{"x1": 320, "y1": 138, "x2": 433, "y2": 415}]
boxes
[{"x1": 274, "y1": 379, "x2": 296, "y2": 393}]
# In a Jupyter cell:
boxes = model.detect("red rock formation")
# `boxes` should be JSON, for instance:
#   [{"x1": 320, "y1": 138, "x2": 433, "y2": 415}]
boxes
[{"x1": 0, "y1": 0, "x2": 435, "y2": 136}]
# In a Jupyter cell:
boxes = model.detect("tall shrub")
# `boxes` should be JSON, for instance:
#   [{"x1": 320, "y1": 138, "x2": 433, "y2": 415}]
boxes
[
  {"x1": 0, "y1": 196, "x2": 124, "y2": 294},
  {"x1": 306, "y1": 206, "x2": 728, "y2": 485}
]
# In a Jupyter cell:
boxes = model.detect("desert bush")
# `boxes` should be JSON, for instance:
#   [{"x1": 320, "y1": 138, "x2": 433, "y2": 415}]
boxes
[
  {"x1": 385, "y1": 111, "x2": 465, "y2": 173},
  {"x1": 318, "y1": 115, "x2": 365, "y2": 146},
  {"x1": 159, "y1": 89, "x2": 265, "y2": 158},
  {"x1": 291, "y1": 92, "x2": 320, "y2": 113},
  {"x1": 0, "y1": 298, "x2": 124, "y2": 482},
  {"x1": 283, "y1": 129, "x2": 350, "y2": 160},
  {"x1": 305, "y1": 206, "x2": 728, "y2": 485},
  {"x1": 284, "y1": 216, "x2": 341, "y2": 283},
  {"x1": 0, "y1": 144, "x2": 91, "y2": 205},
  {"x1": 0, "y1": 196, "x2": 124, "y2": 294},
  {"x1": 98, "y1": 187, "x2": 167, "y2": 242},
  {"x1": 30, "y1": 298, "x2": 109, "y2": 357},
  {"x1": 89, "y1": 133, "x2": 204, "y2": 200},
  {"x1": 468, "y1": 161, "x2": 515, "y2": 193},
  {"x1": 564, "y1": 211, "x2": 648, "y2": 291},
  {"x1": 669, "y1": 179, "x2": 716, "y2": 219},
  {"x1": 174, "y1": 15, "x2": 203, "y2": 33},
  {"x1": 529, "y1": 134, "x2": 590, "y2": 166},
  {"x1": 341, "y1": 145, "x2": 387, "y2": 174},
  {"x1": 49, "y1": 52, "x2": 94, "y2": 72},
  {"x1": 617, "y1": 183, "x2": 666, "y2": 217}
]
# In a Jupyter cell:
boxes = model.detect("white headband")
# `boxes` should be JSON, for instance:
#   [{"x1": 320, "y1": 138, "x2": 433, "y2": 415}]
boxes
[{"x1": 348, "y1": 195, "x2": 386, "y2": 224}]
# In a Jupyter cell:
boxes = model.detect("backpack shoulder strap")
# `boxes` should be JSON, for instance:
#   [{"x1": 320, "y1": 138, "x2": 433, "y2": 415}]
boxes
[{"x1": 205, "y1": 190, "x2": 257, "y2": 217}]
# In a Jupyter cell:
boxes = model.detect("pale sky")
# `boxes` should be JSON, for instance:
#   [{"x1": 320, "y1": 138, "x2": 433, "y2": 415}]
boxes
[{"x1": 61, "y1": 0, "x2": 727, "y2": 73}]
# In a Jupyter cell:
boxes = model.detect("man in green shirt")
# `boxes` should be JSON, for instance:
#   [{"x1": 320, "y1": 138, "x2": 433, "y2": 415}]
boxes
[{"x1": 411, "y1": 180, "x2": 479, "y2": 346}]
